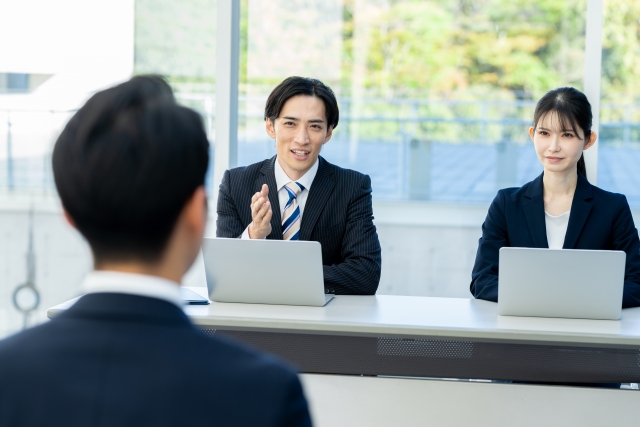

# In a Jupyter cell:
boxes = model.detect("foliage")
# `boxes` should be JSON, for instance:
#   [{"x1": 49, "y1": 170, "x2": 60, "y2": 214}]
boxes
[
  {"x1": 134, "y1": 0, "x2": 216, "y2": 92},
  {"x1": 341, "y1": 0, "x2": 587, "y2": 99},
  {"x1": 601, "y1": 0, "x2": 640, "y2": 99},
  {"x1": 134, "y1": 0, "x2": 640, "y2": 103}
]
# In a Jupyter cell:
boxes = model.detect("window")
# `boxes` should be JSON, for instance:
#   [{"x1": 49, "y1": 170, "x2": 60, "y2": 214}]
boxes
[
  {"x1": 0, "y1": 0, "x2": 216, "y2": 336},
  {"x1": 135, "y1": 0, "x2": 217, "y2": 191},
  {"x1": 597, "y1": 0, "x2": 640, "y2": 208},
  {"x1": 238, "y1": 0, "x2": 588, "y2": 203},
  {"x1": 237, "y1": 0, "x2": 589, "y2": 298}
]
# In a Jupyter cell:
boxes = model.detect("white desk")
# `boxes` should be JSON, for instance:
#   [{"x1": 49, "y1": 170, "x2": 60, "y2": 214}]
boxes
[
  {"x1": 49, "y1": 291, "x2": 640, "y2": 382},
  {"x1": 49, "y1": 291, "x2": 640, "y2": 426},
  {"x1": 183, "y1": 293, "x2": 640, "y2": 346}
]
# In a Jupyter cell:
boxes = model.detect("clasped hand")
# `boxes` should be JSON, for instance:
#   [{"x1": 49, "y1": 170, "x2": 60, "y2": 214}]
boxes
[{"x1": 248, "y1": 184, "x2": 272, "y2": 239}]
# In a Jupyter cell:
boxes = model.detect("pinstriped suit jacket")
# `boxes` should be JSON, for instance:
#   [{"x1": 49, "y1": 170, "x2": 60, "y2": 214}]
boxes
[{"x1": 216, "y1": 155, "x2": 382, "y2": 295}]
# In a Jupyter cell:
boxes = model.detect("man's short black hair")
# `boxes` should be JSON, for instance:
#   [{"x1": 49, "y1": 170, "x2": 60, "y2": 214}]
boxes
[
  {"x1": 264, "y1": 76, "x2": 339, "y2": 129},
  {"x1": 52, "y1": 75, "x2": 210, "y2": 264}
]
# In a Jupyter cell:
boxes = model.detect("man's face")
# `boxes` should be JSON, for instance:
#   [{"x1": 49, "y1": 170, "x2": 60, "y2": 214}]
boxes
[{"x1": 266, "y1": 95, "x2": 333, "y2": 181}]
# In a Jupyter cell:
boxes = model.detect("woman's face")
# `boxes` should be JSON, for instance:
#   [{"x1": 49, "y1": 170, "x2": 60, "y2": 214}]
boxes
[{"x1": 529, "y1": 111, "x2": 596, "y2": 175}]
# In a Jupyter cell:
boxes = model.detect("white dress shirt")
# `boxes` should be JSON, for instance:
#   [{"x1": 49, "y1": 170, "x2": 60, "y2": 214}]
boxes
[
  {"x1": 545, "y1": 210, "x2": 570, "y2": 250},
  {"x1": 241, "y1": 156, "x2": 319, "y2": 239},
  {"x1": 81, "y1": 270, "x2": 183, "y2": 307}
]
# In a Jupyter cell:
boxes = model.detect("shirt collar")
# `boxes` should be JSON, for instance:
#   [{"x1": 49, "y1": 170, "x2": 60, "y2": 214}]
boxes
[
  {"x1": 274, "y1": 156, "x2": 319, "y2": 192},
  {"x1": 81, "y1": 271, "x2": 183, "y2": 307}
]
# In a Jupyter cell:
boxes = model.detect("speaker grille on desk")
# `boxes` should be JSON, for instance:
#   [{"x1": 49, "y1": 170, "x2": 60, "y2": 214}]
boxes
[{"x1": 377, "y1": 338, "x2": 474, "y2": 359}]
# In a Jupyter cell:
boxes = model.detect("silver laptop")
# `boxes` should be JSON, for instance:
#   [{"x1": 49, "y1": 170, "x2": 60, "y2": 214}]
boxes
[
  {"x1": 202, "y1": 237, "x2": 334, "y2": 306},
  {"x1": 498, "y1": 247, "x2": 625, "y2": 320}
]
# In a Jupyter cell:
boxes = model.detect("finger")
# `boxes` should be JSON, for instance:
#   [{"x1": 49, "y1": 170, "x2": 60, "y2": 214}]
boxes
[
  {"x1": 257, "y1": 201, "x2": 271, "y2": 223},
  {"x1": 251, "y1": 191, "x2": 261, "y2": 205},
  {"x1": 251, "y1": 197, "x2": 265, "y2": 218},
  {"x1": 261, "y1": 184, "x2": 269, "y2": 198},
  {"x1": 263, "y1": 207, "x2": 272, "y2": 223}
]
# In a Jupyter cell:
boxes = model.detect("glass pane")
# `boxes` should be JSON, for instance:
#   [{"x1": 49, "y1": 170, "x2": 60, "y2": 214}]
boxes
[
  {"x1": 597, "y1": 0, "x2": 640, "y2": 208},
  {"x1": 0, "y1": 1, "x2": 138, "y2": 337},
  {"x1": 239, "y1": 0, "x2": 588, "y2": 298},
  {"x1": 239, "y1": 0, "x2": 587, "y2": 203},
  {"x1": 135, "y1": 0, "x2": 217, "y2": 193},
  {"x1": 0, "y1": 0, "x2": 216, "y2": 337}
]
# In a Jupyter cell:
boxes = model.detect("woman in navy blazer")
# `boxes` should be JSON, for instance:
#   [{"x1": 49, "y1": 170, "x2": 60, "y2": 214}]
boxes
[{"x1": 471, "y1": 87, "x2": 640, "y2": 308}]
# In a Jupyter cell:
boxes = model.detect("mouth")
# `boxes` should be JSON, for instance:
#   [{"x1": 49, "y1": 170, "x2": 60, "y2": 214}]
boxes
[
  {"x1": 291, "y1": 149, "x2": 310, "y2": 160},
  {"x1": 546, "y1": 156, "x2": 564, "y2": 163}
]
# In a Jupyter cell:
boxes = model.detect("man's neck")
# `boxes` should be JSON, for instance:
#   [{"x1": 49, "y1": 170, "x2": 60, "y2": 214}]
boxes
[
  {"x1": 276, "y1": 156, "x2": 309, "y2": 181},
  {"x1": 94, "y1": 262, "x2": 182, "y2": 285},
  {"x1": 275, "y1": 156, "x2": 319, "y2": 189}
]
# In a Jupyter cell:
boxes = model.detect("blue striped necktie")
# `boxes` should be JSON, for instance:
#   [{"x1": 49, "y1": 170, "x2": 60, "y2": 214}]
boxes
[{"x1": 282, "y1": 182, "x2": 304, "y2": 241}]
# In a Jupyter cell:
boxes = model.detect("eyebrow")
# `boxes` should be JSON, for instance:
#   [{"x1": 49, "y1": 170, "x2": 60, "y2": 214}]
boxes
[
  {"x1": 538, "y1": 127, "x2": 575, "y2": 132},
  {"x1": 282, "y1": 116, "x2": 325, "y2": 123}
]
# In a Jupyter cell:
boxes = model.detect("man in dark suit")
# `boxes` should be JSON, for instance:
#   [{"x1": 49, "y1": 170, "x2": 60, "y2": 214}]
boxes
[
  {"x1": 217, "y1": 77, "x2": 382, "y2": 295},
  {"x1": 0, "y1": 76, "x2": 312, "y2": 427}
]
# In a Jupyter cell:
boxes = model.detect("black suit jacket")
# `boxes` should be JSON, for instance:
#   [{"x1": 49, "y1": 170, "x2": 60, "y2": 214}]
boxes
[
  {"x1": 0, "y1": 293, "x2": 312, "y2": 427},
  {"x1": 217, "y1": 156, "x2": 382, "y2": 295},
  {"x1": 471, "y1": 172, "x2": 640, "y2": 308}
]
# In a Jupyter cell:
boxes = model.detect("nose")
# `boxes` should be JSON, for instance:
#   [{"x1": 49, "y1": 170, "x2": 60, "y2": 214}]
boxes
[
  {"x1": 293, "y1": 125, "x2": 310, "y2": 145},
  {"x1": 548, "y1": 134, "x2": 561, "y2": 152}
]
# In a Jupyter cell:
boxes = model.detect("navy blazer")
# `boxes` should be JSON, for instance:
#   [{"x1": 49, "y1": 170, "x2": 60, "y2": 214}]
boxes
[
  {"x1": 471, "y1": 172, "x2": 640, "y2": 308},
  {"x1": 217, "y1": 155, "x2": 382, "y2": 295},
  {"x1": 0, "y1": 293, "x2": 312, "y2": 427}
]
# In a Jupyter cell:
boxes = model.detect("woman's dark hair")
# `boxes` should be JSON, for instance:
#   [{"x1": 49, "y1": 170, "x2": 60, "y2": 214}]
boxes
[
  {"x1": 264, "y1": 76, "x2": 339, "y2": 129},
  {"x1": 533, "y1": 87, "x2": 592, "y2": 178},
  {"x1": 52, "y1": 75, "x2": 210, "y2": 264}
]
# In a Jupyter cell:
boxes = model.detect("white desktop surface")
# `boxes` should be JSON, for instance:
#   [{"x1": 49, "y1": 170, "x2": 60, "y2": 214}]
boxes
[{"x1": 48, "y1": 287, "x2": 640, "y2": 347}]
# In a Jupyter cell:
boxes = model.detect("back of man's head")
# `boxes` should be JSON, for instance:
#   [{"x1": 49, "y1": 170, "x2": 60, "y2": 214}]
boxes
[{"x1": 52, "y1": 75, "x2": 209, "y2": 264}]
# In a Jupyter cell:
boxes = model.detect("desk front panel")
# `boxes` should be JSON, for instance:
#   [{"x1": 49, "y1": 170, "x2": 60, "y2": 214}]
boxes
[{"x1": 199, "y1": 328, "x2": 640, "y2": 383}]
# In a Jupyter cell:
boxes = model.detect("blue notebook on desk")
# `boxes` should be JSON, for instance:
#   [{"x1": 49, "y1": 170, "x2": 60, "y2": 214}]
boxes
[{"x1": 180, "y1": 288, "x2": 209, "y2": 305}]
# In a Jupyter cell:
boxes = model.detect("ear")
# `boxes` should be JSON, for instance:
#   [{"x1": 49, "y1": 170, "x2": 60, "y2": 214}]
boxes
[
  {"x1": 182, "y1": 186, "x2": 208, "y2": 238},
  {"x1": 583, "y1": 131, "x2": 597, "y2": 151},
  {"x1": 528, "y1": 126, "x2": 535, "y2": 142},
  {"x1": 265, "y1": 118, "x2": 276, "y2": 139},
  {"x1": 62, "y1": 208, "x2": 77, "y2": 229},
  {"x1": 323, "y1": 126, "x2": 334, "y2": 144}
]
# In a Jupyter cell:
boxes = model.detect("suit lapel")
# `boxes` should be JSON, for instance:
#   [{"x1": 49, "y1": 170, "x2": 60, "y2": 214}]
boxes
[
  {"x1": 258, "y1": 156, "x2": 283, "y2": 239},
  {"x1": 300, "y1": 157, "x2": 335, "y2": 241},
  {"x1": 563, "y1": 172, "x2": 594, "y2": 249},
  {"x1": 522, "y1": 173, "x2": 549, "y2": 248}
]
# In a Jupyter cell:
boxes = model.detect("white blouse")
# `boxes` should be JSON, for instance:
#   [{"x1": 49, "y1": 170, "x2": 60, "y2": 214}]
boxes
[{"x1": 545, "y1": 210, "x2": 570, "y2": 249}]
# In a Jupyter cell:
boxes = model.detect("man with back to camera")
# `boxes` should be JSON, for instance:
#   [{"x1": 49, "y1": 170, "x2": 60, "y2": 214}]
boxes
[
  {"x1": 0, "y1": 76, "x2": 312, "y2": 427},
  {"x1": 217, "y1": 76, "x2": 382, "y2": 295}
]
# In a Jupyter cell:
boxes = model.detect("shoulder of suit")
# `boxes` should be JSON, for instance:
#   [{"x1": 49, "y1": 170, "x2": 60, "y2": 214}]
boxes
[
  {"x1": 321, "y1": 157, "x2": 368, "y2": 181},
  {"x1": 494, "y1": 185, "x2": 525, "y2": 203},
  {"x1": 496, "y1": 178, "x2": 629, "y2": 207},
  {"x1": 589, "y1": 183, "x2": 628, "y2": 205},
  {"x1": 226, "y1": 158, "x2": 270, "y2": 179}
]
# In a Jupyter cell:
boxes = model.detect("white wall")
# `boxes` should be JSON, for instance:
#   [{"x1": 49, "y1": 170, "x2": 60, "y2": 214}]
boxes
[{"x1": 0, "y1": 197, "x2": 90, "y2": 337}]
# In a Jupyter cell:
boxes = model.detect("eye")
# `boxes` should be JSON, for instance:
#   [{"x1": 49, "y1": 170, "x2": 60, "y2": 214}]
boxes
[
  {"x1": 562, "y1": 132, "x2": 574, "y2": 138},
  {"x1": 538, "y1": 130, "x2": 549, "y2": 136},
  {"x1": 311, "y1": 124, "x2": 322, "y2": 129},
  {"x1": 284, "y1": 121, "x2": 295, "y2": 126}
]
